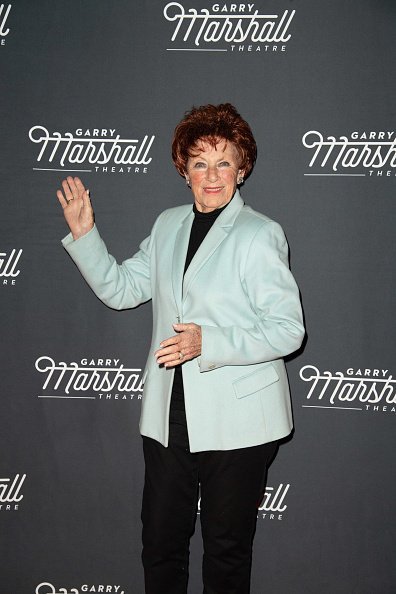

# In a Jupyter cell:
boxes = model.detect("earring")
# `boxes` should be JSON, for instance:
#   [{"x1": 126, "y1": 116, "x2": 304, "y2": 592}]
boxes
[
  {"x1": 185, "y1": 178, "x2": 191, "y2": 187},
  {"x1": 237, "y1": 176, "x2": 244, "y2": 185}
]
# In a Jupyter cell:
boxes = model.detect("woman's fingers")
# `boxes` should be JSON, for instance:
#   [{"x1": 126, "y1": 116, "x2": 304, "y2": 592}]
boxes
[
  {"x1": 155, "y1": 337, "x2": 184, "y2": 366},
  {"x1": 74, "y1": 176, "x2": 86, "y2": 196},
  {"x1": 157, "y1": 352, "x2": 183, "y2": 367},
  {"x1": 155, "y1": 324, "x2": 202, "y2": 367},
  {"x1": 158, "y1": 335, "x2": 179, "y2": 349},
  {"x1": 56, "y1": 189, "x2": 68, "y2": 209},
  {"x1": 58, "y1": 177, "x2": 87, "y2": 208},
  {"x1": 81, "y1": 188, "x2": 92, "y2": 211},
  {"x1": 163, "y1": 345, "x2": 198, "y2": 367},
  {"x1": 157, "y1": 349, "x2": 192, "y2": 368},
  {"x1": 155, "y1": 342, "x2": 180, "y2": 361},
  {"x1": 61, "y1": 179, "x2": 74, "y2": 202},
  {"x1": 66, "y1": 176, "x2": 81, "y2": 200}
]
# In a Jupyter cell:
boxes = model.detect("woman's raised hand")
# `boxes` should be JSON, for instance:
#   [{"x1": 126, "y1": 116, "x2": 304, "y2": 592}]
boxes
[{"x1": 57, "y1": 176, "x2": 94, "y2": 240}]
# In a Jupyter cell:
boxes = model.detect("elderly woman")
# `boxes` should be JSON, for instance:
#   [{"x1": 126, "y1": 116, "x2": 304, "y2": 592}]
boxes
[{"x1": 57, "y1": 103, "x2": 304, "y2": 594}]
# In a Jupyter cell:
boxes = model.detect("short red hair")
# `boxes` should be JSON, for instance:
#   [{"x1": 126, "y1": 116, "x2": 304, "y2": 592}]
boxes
[{"x1": 172, "y1": 103, "x2": 257, "y2": 177}]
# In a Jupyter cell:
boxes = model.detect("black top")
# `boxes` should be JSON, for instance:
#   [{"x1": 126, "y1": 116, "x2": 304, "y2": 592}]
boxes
[{"x1": 169, "y1": 200, "x2": 229, "y2": 449}]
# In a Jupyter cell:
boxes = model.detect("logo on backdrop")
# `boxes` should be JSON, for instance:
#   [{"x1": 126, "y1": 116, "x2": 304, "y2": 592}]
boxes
[
  {"x1": 35, "y1": 356, "x2": 144, "y2": 402},
  {"x1": 0, "y1": 473, "x2": 26, "y2": 511},
  {"x1": 299, "y1": 365, "x2": 395, "y2": 415},
  {"x1": 197, "y1": 482, "x2": 290, "y2": 521},
  {"x1": 258, "y1": 482, "x2": 289, "y2": 520},
  {"x1": 302, "y1": 130, "x2": 396, "y2": 177},
  {"x1": 0, "y1": 248, "x2": 22, "y2": 286},
  {"x1": 35, "y1": 584, "x2": 125, "y2": 594},
  {"x1": 28, "y1": 126, "x2": 155, "y2": 175},
  {"x1": 0, "y1": 4, "x2": 11, "y2": 45},
  {"x1": 163, "y1": 2, "x2": 295, "y2": 53}
]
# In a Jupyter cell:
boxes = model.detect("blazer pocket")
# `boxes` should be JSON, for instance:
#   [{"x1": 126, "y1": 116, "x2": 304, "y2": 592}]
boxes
[{"x1": 233, "y1": 364, "x2": 279, "y2": 399}]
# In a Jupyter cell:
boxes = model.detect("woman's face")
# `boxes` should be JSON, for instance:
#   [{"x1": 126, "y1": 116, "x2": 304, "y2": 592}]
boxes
[{"x1": 185, "y1": 140, "x2": 243, "y2": 213}]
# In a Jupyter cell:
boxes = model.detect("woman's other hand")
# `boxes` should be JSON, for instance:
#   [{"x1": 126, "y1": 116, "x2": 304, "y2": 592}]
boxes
[
  {"x1": 155, "y1": 323, "x2": 202, "y2": 368},
  {"x1": 57, "y1": 176, "x2": 94, "y2": 240}
]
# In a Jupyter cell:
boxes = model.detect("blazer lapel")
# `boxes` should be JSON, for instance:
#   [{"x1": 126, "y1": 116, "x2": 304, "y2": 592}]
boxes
[
  {"x1": 171, "y1": 208, "x2": 194, "y2": 312},
  {"x1": 182, "y1": 190, "x2": 244, "y2": 302}
]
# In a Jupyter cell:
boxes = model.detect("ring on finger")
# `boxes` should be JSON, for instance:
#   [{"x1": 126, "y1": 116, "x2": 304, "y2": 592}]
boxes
[{"x1": 179, "y1": 351, "x2": 184, "y2": 360}]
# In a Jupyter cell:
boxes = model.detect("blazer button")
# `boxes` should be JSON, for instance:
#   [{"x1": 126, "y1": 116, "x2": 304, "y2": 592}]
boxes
[{"x1": 208, "y1": 364, "x2": 216, "y2": 370}]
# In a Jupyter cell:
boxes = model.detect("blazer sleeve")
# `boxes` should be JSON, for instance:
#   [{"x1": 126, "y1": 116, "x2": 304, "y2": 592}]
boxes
[
  {"x1": 61, "y1": 221, "x2": 155, "y2": 310},
  {"x1": 199, "y1": 220, "x2": 304, "y2": 372}
]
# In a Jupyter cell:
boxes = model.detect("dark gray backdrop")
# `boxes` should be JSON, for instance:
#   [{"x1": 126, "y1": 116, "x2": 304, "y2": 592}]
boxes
[{"x1": 1, "y1": 1, "x2": 395, "y2": 593}]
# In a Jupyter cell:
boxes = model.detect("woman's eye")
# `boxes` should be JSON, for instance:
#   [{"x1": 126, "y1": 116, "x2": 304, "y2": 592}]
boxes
[
  {"x1": 194, "y1": 162, "x2": 206, "y2": 169},
  {"x1": 218, "y1": 161, "x2": 230, "y2": 167}
]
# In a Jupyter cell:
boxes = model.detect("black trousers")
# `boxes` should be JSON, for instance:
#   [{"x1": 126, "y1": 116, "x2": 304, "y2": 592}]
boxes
[{"x1": 141, "y1": 436, "x2": 277, "y2": 594}]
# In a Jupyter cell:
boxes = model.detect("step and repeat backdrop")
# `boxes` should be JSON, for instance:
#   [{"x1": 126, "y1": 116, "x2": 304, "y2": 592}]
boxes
[{"x1": 1, "y1": 1, "x2": 395, "y2": 593}]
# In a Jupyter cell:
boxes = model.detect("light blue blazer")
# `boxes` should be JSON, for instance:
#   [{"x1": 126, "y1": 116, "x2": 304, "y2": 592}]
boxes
[{"x1": 62, "y1": 191, "x2": 304, "y2": 452}]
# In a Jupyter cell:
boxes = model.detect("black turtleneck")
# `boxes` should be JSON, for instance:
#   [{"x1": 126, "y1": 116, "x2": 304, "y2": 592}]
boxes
[{"x1": 169, "y1": 200, "x2": 230, "y2": 449}]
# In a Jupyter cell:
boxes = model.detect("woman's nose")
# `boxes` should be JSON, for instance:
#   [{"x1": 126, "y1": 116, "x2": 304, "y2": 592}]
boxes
[{"x1": 206, "y1": 166, "x2": 218, "y2": 182}]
